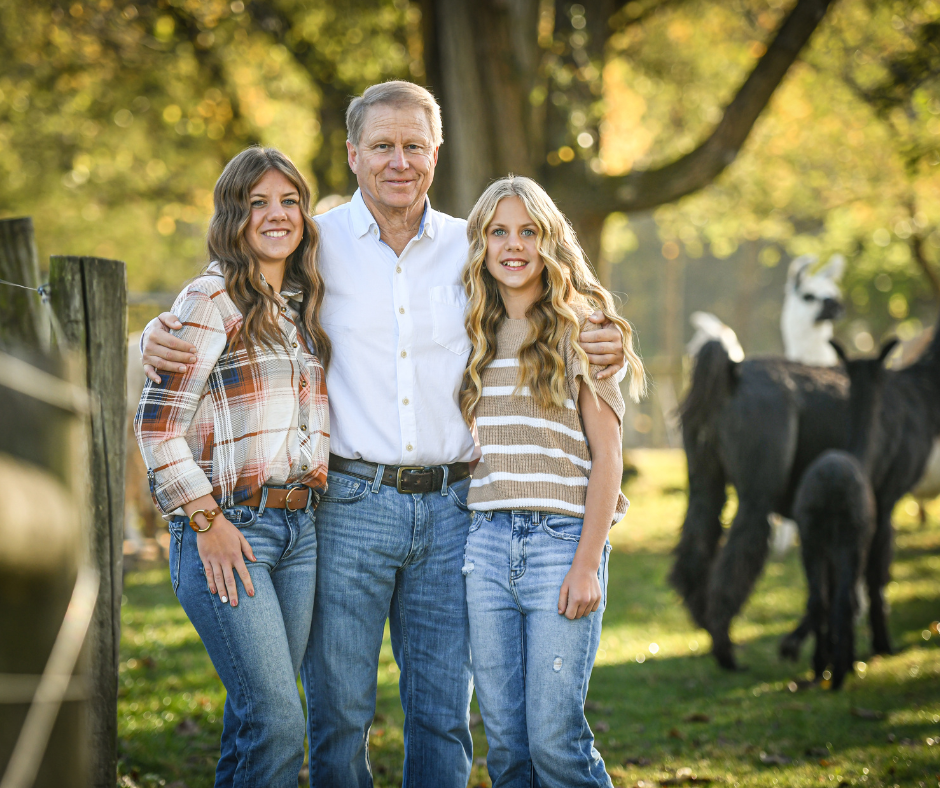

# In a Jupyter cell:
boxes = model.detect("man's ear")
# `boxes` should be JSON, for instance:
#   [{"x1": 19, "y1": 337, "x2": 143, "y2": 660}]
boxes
[
  {"x1": 432, "y1": 145, "x2": 440, "y2": 166},
  {"x1": 346, "y1": 140, "x2": 358, "y2": 174}
]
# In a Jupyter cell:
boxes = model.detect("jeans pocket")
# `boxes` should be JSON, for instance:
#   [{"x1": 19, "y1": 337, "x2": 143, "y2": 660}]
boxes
[
  {"x1": 540, "y1": 514, "x2": 584, "y2": 542},
  {"x1": 467, "y1": 510, "x2": 484, "y2": 535},
  {"x1": 222, "y1": 505, "x2": 258, "y2": 528},
  {"x1": 447, "y1": 477, "x2": 472, "y2": 512},
  {"x1": 321, "y1": 471, "x2": 370, "y2": 503},
  {"x1": 168, "y1": 520, "x2": 184, "y2": 596}
]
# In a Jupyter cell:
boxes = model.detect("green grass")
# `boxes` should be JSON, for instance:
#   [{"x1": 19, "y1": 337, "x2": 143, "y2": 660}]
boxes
[{"x1": 116, "y1": 450, "x2": 940, "y2": 788}]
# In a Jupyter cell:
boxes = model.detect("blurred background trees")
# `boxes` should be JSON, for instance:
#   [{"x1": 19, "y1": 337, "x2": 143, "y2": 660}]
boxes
[{"x1": 2, "y1": 0, "x2": 940, "y2": 439}]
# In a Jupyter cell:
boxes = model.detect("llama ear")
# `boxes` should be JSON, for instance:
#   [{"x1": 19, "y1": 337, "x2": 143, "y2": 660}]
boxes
[
  {"x1": 829, "y1": 339, "x2": 849, "y2": 365},
  {"x1": 787, "y1": 254, "x2": 816, "y2": 285},
  {"x1": 819, "y1": 254, "x2": 846, "y2": 282},
  {"x1": 878, "y1": 337, "x2": 900, "y2": 364}
]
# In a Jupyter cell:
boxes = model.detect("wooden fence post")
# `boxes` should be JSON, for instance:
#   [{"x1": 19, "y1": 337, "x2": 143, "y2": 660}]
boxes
[
  {"x1": 49, "y1": 256, "x2": 127, "y2": 788},
  {"x1": 0, "y1": 217, "x2": 47, "y2": 351}
]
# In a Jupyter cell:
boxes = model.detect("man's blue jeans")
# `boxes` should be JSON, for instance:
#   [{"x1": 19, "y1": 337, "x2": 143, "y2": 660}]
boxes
[
  {"x1": 301, "y1": 467, "x2": 474, "y2": 788},
  {"x1": 463, "y1": 509, "x2": 613, "y2": 788},
  {"x1": 169, "y1": 499, "x2": 317, "y2": 788}
]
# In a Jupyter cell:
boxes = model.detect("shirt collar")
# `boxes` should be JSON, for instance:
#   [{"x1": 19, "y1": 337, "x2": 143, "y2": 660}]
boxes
[
  {"x1": 350, "y1": 188, "x2": 435, "y2": 242},
  {"x1": 205, "y1": 261, "x2": 303, "y2": 303}
]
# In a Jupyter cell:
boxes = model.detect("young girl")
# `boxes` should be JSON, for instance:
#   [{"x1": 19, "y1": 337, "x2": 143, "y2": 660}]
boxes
[
  {"x1": 460, "y1": 176, "x2": 645, "y2": 787},
  {"x1": 135, "y1": 146, "x2": 330, "y2": 787}
]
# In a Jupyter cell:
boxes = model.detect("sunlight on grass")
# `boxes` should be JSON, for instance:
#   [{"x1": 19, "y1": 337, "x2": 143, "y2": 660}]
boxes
[{"x1": 118, "y1": 449, "x2": 940, "y2": 788}]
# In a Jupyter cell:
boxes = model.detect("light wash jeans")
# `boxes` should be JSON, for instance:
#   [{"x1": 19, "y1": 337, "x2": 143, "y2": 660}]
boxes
[
  {"x1": 169, "y1": 492, "x2": 317, "y2": 788},
  {"x1": 300, "y1": 466, "x2": 474, "y2": 788},
  {"x1": 463, "y1": 509, "x2": 613, "y2": 788}
]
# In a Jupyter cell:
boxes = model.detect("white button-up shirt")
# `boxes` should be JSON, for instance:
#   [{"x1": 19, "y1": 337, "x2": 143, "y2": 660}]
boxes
[{"x1": 315, "y1": 189, "x2": 476, "y2": 465}]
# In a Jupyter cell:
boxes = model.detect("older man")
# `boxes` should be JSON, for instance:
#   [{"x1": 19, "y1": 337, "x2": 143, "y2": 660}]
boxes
[{"x1": 142, "y1": 81, "x2": 625, "y2": 787}]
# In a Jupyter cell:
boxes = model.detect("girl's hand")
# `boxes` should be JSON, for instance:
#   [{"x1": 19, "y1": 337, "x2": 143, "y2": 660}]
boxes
[
  {"x1": 558, "y1": 561, "x2": 602, "y2": 620},
  {"x1": 196, "y1": 515, "x2": 257, "y2": 606}
]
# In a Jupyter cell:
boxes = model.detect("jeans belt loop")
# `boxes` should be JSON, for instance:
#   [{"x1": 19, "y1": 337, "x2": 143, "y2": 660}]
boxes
[
  {"x1": 440, "y1": 464, "x2": 450, "y2": 497},
  {"x1": 371, "y1": 464, "x2": 385, "y2": 494},
  {"x1": 532, "y1": 510, "x2": 541, "y2": 525},
  {"x1": 258, "y1": 487, "x2": 269, "y2": 517},
  {"x1": 302, "y1": 485, "x2": 313, "y2": 515}
]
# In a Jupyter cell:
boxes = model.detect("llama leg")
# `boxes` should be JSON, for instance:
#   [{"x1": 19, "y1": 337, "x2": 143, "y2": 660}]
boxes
[
  {"x1": 830, "y1": 557, "x2": 857, "y2": 691},
  {"x1": 705, "y1": 497, "x2": 772, "y2": 670},
  {"x1": 781, "y1": 543, "x2": 822, "y2": 662},
  {"x1": 812, "y1": 567, "x2": 833, "y2": 682},
  {"x1": 866, "y1": 504, "x2": 894, "y2": 656},
  {"x1": 670, "y1": 451, "x2": 726, "y2": 629}
]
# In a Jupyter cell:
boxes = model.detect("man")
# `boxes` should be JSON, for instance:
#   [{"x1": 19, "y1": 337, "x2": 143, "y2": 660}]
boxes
[{"x1": 142, "y1": 81, "x2": 626, "y2": 787}]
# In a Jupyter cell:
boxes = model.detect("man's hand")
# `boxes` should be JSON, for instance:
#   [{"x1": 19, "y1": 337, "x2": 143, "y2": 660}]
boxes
[
  {"x1": 142, "y1": 312, "x2": 197, "y2": 384},
  {"x1": 579, "y1": 310, "x2": 625, "y2": 380}
]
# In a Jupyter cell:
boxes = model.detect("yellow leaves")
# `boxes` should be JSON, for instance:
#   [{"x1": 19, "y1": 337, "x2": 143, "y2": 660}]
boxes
[
  {"x1": 601, "y1": 58, "x2": 653, "y2": 174},
  {"x1": 154, "y1": 15, "x2": 175, "y2": 42},
  {"x1": 162, "y1": 105, "x2": 182, "y2": 124},
  {"x1": 666, "y1": 18, "x2": 693, "y2": 44}
]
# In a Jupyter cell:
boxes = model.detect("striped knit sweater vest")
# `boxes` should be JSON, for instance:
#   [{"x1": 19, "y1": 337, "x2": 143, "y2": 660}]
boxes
[{"x1": 467, "y1": 316, "x2": 629, "y2": 524}]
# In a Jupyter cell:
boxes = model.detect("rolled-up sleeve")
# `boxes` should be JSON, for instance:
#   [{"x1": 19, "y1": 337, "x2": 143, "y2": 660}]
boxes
[{"x1": 134, "y1": 287, "x2": 228, "y2": 514}]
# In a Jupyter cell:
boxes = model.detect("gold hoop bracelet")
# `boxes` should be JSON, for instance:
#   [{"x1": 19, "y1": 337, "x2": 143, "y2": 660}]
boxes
[{"x1": 189, "y1": 507, "x2": 220, "y2": 533}]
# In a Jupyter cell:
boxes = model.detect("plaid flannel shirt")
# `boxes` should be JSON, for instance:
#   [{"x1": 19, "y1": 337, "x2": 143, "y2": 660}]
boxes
[{"x1": 135, "y1": 265, "x2": 329, "y2": 515}]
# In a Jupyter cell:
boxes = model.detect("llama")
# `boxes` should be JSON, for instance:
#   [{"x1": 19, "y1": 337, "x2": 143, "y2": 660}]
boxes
[
  {"x1": 671, "y1": 317, "x2": 940, "y2": 670},
  {"x1": 780, "y1": 339, "x2": 897, "y2": 690},
  {"x1": 686, "y1": 254, "x2": 846, "y2": 556},
  {"x1": 781, "y1": 254, "x2": 845, "y2": 366}
]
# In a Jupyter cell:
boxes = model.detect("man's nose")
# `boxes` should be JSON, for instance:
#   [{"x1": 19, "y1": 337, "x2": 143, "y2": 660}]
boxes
[{"x1": 389, "y1": 146, "x2": 408, "y2": 169}]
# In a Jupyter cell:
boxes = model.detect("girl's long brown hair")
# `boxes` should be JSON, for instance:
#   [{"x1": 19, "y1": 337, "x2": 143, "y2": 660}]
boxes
[
  {"x1": 206, "y1": 146, "x2": 331, "y2": 368},
  {"x1": 460, "y1": 176, "x2": 645, "y2": 423}
]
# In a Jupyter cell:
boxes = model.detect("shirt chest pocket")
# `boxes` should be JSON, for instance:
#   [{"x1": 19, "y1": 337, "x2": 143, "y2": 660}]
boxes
[{"x1": 429, "y1": 285, "x2": 472, "y2": 356}]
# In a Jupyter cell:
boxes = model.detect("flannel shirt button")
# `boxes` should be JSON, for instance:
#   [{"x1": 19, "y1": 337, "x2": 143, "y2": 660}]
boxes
[
  {"x1": 301, "y1": 424, "x2": 307, "y2": 431},
  {"x1": 280, "y1": 306, "x2": 287, "y2": 313},
  {"x1": 302, "y1": 464, "x2": 309, "y2": 471},
  {"x1": 301, "y1": 380, "x2": 307, "y2": 388},
  {"x1": 292, "y1": 341, "x2": 298, "y2": 348}
]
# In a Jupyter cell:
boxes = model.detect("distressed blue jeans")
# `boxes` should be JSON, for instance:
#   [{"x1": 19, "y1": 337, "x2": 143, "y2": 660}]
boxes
[
  {"x1": 463, "y1": 509, "x2": 613, "y2": 788},
  {"x1": 300, "y1": 466, "x2": 474, "y2": 788},
  {"x1": 169, "y1": 495, "x2": 317, "y2": 788}
]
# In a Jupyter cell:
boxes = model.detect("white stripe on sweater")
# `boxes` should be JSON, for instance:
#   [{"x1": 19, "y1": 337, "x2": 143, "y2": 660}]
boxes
[
  {"x1": 482, "y1": 444, "x2": 592, "y2": 470},
  {"x1": 471, "y1": 472, "x2": 589, "y2": 487},
  {"x1": 488, "y1": 358, "x2": 519, "y2": 368},
  {"x1": 470, "y1": 498, "x2": 586, "y2": 515},
  {"x1": 482, "y1": 386, "x2": 576, "y2": 409},
  {"x1": 475, "y1": 415, "x2": 584, "y2": 441}
]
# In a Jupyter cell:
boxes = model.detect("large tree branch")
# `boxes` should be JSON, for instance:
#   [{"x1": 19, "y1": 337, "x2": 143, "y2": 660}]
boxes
[{"x1": 547, "y1": 0, "x2": 837, "y2": 215}]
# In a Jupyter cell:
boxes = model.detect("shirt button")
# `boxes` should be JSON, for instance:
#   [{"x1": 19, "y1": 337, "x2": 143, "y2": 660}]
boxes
[
  {"x1": 292, "y1": 342, "x2": 298, "y2": 348},
  {"x1": 301, "y1": 424, "x2": 307, "y2": 431},
  {"x1": 401, "y1": 350, "x2": 407, "y2": 358},
  {"x1": 301, "y1": 380, "x2": 307, "y2": 388},
  {"x1": 406, "y1": 444, "x2": 413, "y2": 452},
  {"x1": 302, "y1": 464, "x2": 309, "y2": 471},
  {"x1": 280, "y1": 306, "x2": 287, "y2": 313},
  {"x1": 396, "y1": 266, "x2": 402, "y2": 273},
  {"x1": 402, "y1": 398, "x2": 409, "y2": 405},
  {"x1": 399, "y1": 307, "x2": 405, "y2": 314}
]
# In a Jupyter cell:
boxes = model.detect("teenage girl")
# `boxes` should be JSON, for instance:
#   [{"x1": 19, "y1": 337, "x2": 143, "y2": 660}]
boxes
[
  {"x1": 460, "y1": 176, "x2": 645, "y2": 788},
  {"x1": 135, "y1": 146, "x2": 331, "y2": 787}
]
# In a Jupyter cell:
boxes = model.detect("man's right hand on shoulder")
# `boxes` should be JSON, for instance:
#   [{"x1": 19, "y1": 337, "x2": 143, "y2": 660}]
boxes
[{"x1": 142, "y1": 311, "x2": 197, "y2": 384}]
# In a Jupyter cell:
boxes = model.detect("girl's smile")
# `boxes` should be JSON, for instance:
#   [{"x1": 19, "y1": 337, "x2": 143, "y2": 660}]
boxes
[{"x1": 484, "y1": 195, "x2": 545, "y2": 317}]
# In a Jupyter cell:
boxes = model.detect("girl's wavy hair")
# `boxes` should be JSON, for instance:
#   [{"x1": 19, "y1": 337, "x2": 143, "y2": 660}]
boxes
[
  {"x1": 206, "y1": 146, "x2": 331, "y2": 369},
  {"x1": 460, "y1": 175, "x2": 645, "y2": 423}
]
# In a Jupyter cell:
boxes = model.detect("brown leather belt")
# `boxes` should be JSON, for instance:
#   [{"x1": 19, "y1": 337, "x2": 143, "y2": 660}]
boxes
[
  {"x1": 241, "y1": 486, "x2": 314, "y2": 510},
  {"x1": 329, "y1": 453, "x2": 471, "y2": 494}
]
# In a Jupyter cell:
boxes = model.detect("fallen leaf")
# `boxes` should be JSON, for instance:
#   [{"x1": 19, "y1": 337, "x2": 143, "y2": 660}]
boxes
[
  {"x1": 759, "y1": 751, "x2": 792, "y2": 766},
  {"x1": 594, "y1": 721, "x2": 610, "y2": 733},
  {"x1": 819, "y1": 759, "x2": 831, "y2": 766},
  {"x1": 668, "y1": 727, "x2": 685, "y2": 739},
  {"x1": 683, "y1": 713, "x2": 710, "y2": 723},
  {"x1": 851, "y1": 707, "x2": 885, "y2": 720}
]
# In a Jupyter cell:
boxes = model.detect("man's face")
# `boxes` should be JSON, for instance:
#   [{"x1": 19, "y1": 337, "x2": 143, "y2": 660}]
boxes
[{"x1": 347, "y1": 103, "x2": 439, "y2": 213}]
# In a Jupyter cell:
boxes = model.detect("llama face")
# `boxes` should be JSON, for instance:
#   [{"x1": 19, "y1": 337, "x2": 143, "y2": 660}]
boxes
[{"x1": 782, "y1": 254, "x2": 846, "y2": 365}]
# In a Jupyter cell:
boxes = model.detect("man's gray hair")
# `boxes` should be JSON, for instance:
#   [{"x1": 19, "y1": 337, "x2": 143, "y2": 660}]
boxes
[{"x1": 346, "y1": 81, "x2": 443, "y2": 148}]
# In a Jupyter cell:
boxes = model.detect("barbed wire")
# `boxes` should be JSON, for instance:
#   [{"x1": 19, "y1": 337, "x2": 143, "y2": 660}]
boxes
[{"x1": 0, "y1": 278, "x2": 68, "y2": 349}]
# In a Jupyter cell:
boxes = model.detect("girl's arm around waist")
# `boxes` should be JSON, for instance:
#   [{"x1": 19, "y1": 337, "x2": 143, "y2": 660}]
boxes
[{"x1": 557, "y1": 383, "x2": 622, "y2": 620}]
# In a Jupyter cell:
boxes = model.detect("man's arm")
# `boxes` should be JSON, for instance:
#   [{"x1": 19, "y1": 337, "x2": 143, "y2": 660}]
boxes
[
  {"x1": 141, "y1": 312, "x2": 198, "y2": 384},
  {"x1": 579, "y1": 310, "x2": 626, "y2": 381}
]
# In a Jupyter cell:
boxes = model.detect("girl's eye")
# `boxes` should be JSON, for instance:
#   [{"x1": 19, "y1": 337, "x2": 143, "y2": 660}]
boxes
[
  {"x1": 283, "y1": 199, "x2": 297, "y2": 206},
  {"x1": 251, "y1": 200, "x2": 265, "y2": 208},
  {"x1": 522, "y1": 229, "x2": 535, "y2": 236},
  {"x1": 492, "y1": 228, "x2": 506, "y2": 236}
]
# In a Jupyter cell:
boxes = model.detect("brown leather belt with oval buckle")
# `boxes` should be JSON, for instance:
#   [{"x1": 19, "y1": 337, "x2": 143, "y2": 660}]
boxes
[
  {"x1": 329, "y1": 454, "x2": 471, "y2": 494},
  {"x1": 240, "y1": 486, "x2": 317, "y2": 510}
]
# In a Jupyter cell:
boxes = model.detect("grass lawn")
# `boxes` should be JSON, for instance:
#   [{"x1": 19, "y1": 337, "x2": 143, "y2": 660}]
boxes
[{"x1": 116, "y1": 449, "x2": 940, "y2": 788}]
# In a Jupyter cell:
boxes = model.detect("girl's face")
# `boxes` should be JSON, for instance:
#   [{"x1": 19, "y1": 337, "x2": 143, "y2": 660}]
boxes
[
  {"x1": 484, "y1": 196, "x2": 545, "y2": 310},
  {"x1": 245, "y1": 168, "x2": 304, "y2": 269}
]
